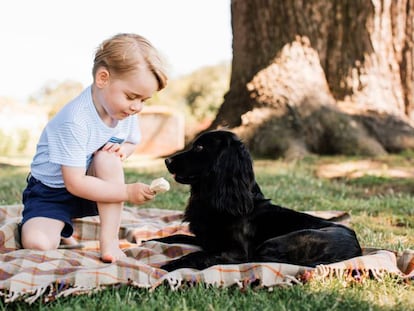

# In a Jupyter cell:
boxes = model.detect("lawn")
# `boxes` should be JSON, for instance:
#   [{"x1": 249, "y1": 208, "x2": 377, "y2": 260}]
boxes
[{"x1": 0, "y1": 154, "x2": 413, "y2": 310}]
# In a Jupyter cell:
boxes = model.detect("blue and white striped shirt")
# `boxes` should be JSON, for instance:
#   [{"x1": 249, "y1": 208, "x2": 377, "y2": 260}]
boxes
[{"x1": 30, "y1": 86, "x2": 141, "y2": 188}]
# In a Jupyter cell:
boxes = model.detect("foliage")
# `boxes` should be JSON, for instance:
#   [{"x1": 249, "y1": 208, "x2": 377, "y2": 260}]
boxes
[
  {"x1": 30, "y1": 81, "x2": 84, "y2": 119},
  {"x1": 0, "y1": 154, "x2": 413, "y2": 309},
  {"x1": 147, "y1": 63, "x2": 231, "y2": 139},
  {"x1": 0, "y1": 129, "x2": 31, "y2": 156}
]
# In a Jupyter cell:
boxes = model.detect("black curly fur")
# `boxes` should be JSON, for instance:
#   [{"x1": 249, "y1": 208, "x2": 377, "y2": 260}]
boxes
[{"x1": 153, "y1": 130, "x2": 362, "y2": 271}]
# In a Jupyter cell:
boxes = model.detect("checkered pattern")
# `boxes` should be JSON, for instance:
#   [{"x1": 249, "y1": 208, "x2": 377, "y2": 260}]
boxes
[{"x1": 0, "y1": 205, "x2": 412, "y2": 304}]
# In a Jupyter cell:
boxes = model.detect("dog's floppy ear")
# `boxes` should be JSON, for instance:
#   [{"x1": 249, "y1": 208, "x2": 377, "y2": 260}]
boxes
[{"x1": 208, "y1": 137, "x2": 255, "y2": 216}]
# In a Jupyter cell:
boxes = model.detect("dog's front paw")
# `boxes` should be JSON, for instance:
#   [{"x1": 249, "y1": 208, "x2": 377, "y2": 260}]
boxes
[{"x1": 160, "y1": 251, "x2": 216, "y2": 271}]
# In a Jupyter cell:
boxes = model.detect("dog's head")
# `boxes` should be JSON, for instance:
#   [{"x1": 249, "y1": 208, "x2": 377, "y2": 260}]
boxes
[{"x1": 165, "y1": 130, "x2": 255, "y2": 215}]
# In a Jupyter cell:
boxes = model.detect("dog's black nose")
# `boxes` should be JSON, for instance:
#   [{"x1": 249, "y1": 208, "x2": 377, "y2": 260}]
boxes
[{"x1": 165, "y1": 158, "x2": 173, "y2": 165}]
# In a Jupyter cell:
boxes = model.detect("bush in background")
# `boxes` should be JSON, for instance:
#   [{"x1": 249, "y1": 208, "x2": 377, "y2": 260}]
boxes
[{"x1": 147, "y1": 62, "x2": 230, "y2": 141}]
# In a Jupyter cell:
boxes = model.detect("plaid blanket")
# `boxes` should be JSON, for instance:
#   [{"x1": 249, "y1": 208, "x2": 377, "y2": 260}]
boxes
[{"x1": 0, "y1": 204, "x2": 413, "y2": 304}]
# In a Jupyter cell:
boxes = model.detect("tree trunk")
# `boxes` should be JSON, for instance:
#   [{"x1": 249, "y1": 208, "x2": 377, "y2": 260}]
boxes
[{"x1": 210, "y1": 0, "x2": 414, "y2": 159}]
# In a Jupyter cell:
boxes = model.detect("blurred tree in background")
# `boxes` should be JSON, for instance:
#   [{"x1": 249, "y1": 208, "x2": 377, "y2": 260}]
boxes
[{"x1": 29, "y1": 80, "x2": 84, "y2": 118}]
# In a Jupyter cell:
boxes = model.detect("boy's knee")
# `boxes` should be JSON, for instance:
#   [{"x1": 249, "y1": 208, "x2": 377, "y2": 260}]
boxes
[
  {"x1": 21, "y1": 234, "x2": 59, "y2": 251},
  {"x1": 90, "y1": 150, "x2": 124, "y2": 181},
  {"x1": 20, "y1": 218, "x2": 64, "y2": 250},
  {"x1": 93, "y1": 150, "x2": 122, "y2": 167}
]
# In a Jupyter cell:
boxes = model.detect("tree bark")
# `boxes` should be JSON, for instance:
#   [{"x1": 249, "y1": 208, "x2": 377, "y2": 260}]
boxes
[{"x1": 210, "y1": 0, "x2": 414, "y2": 159}]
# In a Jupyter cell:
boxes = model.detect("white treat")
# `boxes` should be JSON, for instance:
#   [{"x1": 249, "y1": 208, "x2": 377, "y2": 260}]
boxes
[{"x1": 150, "y1": 177, "x2": 170, "y2": 193}]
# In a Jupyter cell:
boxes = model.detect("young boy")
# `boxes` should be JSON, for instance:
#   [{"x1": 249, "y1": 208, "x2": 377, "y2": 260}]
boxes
[{"x1": 21, "y1": 33, "x2": 168, "y2": 263}]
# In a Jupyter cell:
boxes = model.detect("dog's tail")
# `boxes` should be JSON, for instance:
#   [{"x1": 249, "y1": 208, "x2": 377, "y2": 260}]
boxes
[
  {"x1": 305, "y1": 210, "x2": 351, "y2": 225},
  {"x1": 327, "y1": 212, "x2": 351, "y2": 224}
]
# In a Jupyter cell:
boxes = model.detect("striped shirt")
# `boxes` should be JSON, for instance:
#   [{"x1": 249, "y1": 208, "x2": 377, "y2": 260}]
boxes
[{"x1": 30, "y1": 86, "x2": 141, "y2": 188}]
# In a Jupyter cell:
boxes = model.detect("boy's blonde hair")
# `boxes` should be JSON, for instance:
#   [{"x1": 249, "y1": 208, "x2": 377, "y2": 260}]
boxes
[{"x1": 93, "y1": 33, "x2": 167, "y2": 91}]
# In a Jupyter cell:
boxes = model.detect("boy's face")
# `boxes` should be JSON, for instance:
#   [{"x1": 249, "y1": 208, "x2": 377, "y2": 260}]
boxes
[{"x1": 93, "y1": 66, "x2": 158, "y2": 124}]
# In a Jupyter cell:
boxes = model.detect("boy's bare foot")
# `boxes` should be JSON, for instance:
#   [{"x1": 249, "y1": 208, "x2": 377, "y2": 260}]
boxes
[
  {"x1": 100, "y1": 239, "x2": 126, "y2": 263},
  {"x1": 61, "y1": 236, "x2": 78, "y2": 245}
]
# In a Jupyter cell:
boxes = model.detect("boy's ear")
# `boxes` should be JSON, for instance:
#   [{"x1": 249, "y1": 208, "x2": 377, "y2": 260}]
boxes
[{"x1": 95, "y1": 67, "x2": 110, "y2": 88}]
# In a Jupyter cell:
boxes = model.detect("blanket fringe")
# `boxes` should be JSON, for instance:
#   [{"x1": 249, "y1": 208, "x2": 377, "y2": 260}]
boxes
[
  {"x1": 53, "y1": 285, "x2": 104, "y2": 301},
  {"x1": 284, "y1": 275, "x2": 302, "y2": 285},
  {"x1": 1, "y1": 289, "x2": 23, "y2": 304},
  {"x1": 25, "y1": 286, "x2": 50, "y2": 304},
  {"x1": 1, "y1": 284, "x2": 104, "y2": 304},
  {"x1": 1, "y1": 285, "x2": 50, "y2": 304},
  {"x1": 314, "y1": 265, "x2": 396, "y2": 283},
  {"x1": 1, "y1": 265, "x2": 409, "y2": 304},
  {"x1": 149, "y1": 267, "x2": 302, "y2": 292},
  {"x1": 168, "y1": 276, "x2": 184, "y2": 290}
]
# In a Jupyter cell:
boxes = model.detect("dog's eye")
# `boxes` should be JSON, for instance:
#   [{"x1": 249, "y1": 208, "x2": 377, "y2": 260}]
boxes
[{"x1": 194, "y1": 145, "x2": 204, "y2": 152}]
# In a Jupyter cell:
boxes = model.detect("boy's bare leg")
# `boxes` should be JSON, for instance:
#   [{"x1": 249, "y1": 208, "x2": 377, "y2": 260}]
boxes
[
  {"x1": 90, "y1": 150, "x2": 126, "y2": 263},
  {"x1": 21, "y1": 217, "x2": 64, "y2": 250},
  {"x1": 97, "y1": 201, "x2": 125, "y2": 263}
]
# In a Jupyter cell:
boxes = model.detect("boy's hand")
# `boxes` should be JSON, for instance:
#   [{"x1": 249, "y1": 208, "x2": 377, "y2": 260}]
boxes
[
  {"x1": 102, "y1": 142, "x2": 127, "y2": 160},
  {"x1": 126, "y1": 183, "x2": 156, "y2": 204}
]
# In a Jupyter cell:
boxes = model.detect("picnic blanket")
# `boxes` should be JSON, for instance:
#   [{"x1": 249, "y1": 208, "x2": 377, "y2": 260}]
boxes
[{"x1": 0, "y1": 204, "x2": 413, "y2": 304}]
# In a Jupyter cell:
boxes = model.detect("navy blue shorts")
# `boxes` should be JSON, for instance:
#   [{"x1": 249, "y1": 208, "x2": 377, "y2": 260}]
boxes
[{"x1": 22, "y1": 175, "x2": 98, "y2": 238}]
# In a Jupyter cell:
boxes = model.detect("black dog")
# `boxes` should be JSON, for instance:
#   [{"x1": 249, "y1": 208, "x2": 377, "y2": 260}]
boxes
[{"x1": 155, "y1": 130, "x2": 362, "y2": 271}]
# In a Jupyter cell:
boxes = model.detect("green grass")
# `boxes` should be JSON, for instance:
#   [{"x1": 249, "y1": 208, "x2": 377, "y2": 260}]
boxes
[{"x1": 0, "y1": 155, "x2": 413, "y2": 310}]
